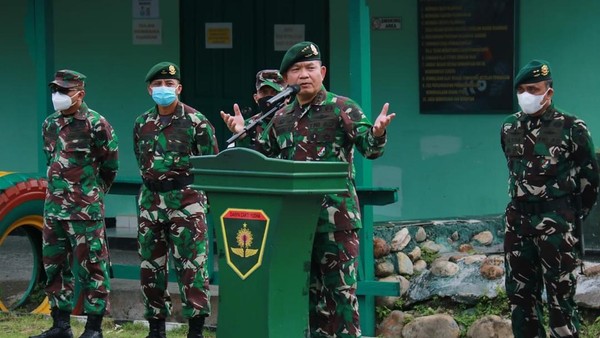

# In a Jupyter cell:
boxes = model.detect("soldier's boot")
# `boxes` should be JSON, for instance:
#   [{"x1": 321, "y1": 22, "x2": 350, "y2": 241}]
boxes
[
  {"x1": 78, "y1": 314, "x2": 103, "y2": 338},
  {"x1": 146, "y1": 319, "x2": 166, "y2": 338},
  {"x1": 29, "y1": 308, "x2": 74, "y2": 338},
  {"x1": 187, "y1": 316, "x2": 206, "y2": 338}
]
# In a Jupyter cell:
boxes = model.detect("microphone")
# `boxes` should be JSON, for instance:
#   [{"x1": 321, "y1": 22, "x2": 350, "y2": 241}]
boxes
[{"x1": 266, "y1": 84, "x2": 300, "y2": 107}]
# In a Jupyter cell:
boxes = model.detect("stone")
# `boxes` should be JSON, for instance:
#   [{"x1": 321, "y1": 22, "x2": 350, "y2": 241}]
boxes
[
  {"x1": 415, "y1": 226, "x2": 427, "y2": 242},
  {"x1": 376, "y1": 260, "x2": 395, "y2": 278},
  {"x1": 574, "y1": 273, "x2": 600, "y2": 309},
  {"x1": 448, "y1": 253, "x2": 469, "y2": 263},
  {"x1": 451, "y1": 231, "x2": 459, "y2": 241},
  {"x1": 376, "y1": 275, "x2": 410, "y2": 307},
  {"x1": 583, "y1": 264, "x2": 600, "y2": 277},
  {"x1": 482, "y1": 255, "x2": 504, "y2": 266},
  {"x1": 408, "y1": 246, "x2": 421, "y2": 261},
  {"x1": 480, "y1": 264, "x2": 504, "y2": 280},
  {"x1": 458, "y1": 243, "x2": 474, "y2": 252},
  {"x1": 413, "y1": 260, "x2": 427, "y2": 272},
  {"x1": 396, "y1": 252, "x2": 414, "y2": 276},
  {"x1": 479, "y1": 255, "x2": 504, "y2": 280},
  {"x1": 466, "y1": 315, "x2": 514, "y2": 338},
  {"x1": 472, "y1": 231, "x2": 493, "y2": 246},
  {"x1": 430, "y1": 260, "x2": 459, "y2": 277},
  {"x1": 391, "y1": 228, "x2": 411, "y2": 252},
  {"x1": 461, "y1": 254, "x2": 487, "y2": 265},
  {"x1": 374, "y1": 237, "x2": 391, "y2": 258},
  {"x1": 376, "y1": 310, "x2": 405, "y2": 338},
  {"x1": 421, "y1": 240, "x2": 442, "y2": 253},
  {"x1": 402, "y1": 314, "x2": 460, "y2": 338}
]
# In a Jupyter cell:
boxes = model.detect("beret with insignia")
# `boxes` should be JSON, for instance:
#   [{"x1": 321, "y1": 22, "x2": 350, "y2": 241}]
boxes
[
  {"x1": 49, "y1": 69, "x2": 86, "y2": 89},
  {"x1": 145, "y1": 61, "x2": 181, "y2": 83},
  {"x1": 255, "y1": 69, "x2": 286, "y2": 92},
  {"x1": 279, "y1": 41, "x2": 321, "y2": 75},
  {"x1": 514, "y1": 59, "x2": 552, "y2": 88}
]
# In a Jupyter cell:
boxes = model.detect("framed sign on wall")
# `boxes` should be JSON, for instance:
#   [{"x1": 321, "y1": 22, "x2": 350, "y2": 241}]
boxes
[{"x1": 418, "y1": 0, "x2": 515, "y2": 114}]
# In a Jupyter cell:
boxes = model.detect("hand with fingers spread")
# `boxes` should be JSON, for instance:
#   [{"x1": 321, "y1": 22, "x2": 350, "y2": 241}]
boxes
[
  {"x1": 372, "y1": 102, "x2": 396, "y2": 137},
  {"x1": 220, "y1": 103, "x2": 246, "y2": 134}
]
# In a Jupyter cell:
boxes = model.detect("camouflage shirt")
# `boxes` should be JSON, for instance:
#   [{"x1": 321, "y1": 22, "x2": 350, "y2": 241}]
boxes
[
  {"x1": 233, "y1": 110, "x2": 271, "y2": 149},
  {"x1": 133, "y1": 102, "x2": 219, "y2": 181},
  {"x1": 258, "y1": 88, "x2": 387, "y2": 232},
  {"x1": 501, "y1": 104, "x2": 599, "y2": 219},
  {"x1": 42, "y1": 102, "x2": 119, "y2": 220}
]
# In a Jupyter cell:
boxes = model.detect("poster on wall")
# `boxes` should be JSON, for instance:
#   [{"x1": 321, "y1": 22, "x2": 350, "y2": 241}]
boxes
[
  {"x1": 132, "y1": 0, "x2": 159, "y2": 19},
  {"x1": 418, "y1": 0, "x2": 515, "y2": 114},
  {"x1": 132, "y1": 19, "x2": 162, "y2": 45},
  {"x1": 206, "y1": 22, "x2": 233, "y2": 49},
  {"x1": 274, "y1": 25, "x2": 305, "y2": 51}
]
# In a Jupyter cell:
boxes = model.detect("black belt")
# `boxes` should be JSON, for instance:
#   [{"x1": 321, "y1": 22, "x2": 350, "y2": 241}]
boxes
[
  {"x1": 143, "y1": 175, "x2": 194, "y2": 192},
  {"x1": 511, "y1": 196, "x2": 572, "y2": 214}
]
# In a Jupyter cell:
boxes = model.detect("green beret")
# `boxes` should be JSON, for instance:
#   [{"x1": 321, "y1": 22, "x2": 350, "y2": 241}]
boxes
[
  {"x1": 145, "y1": 61, "x2": 181, "y2": 83},
  {"x1": 49, "y1": 69, "x2": 86, "y2": 89},
  {"x1": 514, "y1": 59, "x2": 552, "y2": 88},
  {"x1": 255, "y1": 69, "x2": 285, "y2": 92},
  {"x1": 279, "y1": 41, "x2": 321, "y2": 75}
]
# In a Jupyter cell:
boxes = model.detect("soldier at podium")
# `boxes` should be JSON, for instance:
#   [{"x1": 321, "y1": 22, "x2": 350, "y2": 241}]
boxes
[{"x1": 222, "y1": 41, "x2": 395, "y2": 338}]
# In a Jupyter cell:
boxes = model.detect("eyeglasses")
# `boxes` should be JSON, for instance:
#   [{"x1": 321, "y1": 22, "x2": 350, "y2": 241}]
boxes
[{"x1": 50, "y1": 87, "x2": 79, "y2": 95}]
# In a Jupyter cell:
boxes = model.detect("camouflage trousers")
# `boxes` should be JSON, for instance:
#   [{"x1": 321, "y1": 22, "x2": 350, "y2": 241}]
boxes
[
  {"x1": 42, "y1": 218, "x2": 110, "y2": 315},
  {"x1": 309, "y1": 229, "x2": 361, "y2": 338},
  {"x1": 137, "y1": 188, "x2": 211, "y2": 320},
  {"x1": 504, "y1": 229, "x2": 580, "y2": 338}
]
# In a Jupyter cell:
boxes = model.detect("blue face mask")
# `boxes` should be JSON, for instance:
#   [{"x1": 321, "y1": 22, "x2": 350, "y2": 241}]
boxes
[{"x1": 151, "y1": 86, "x2": 178, "y2": 106}]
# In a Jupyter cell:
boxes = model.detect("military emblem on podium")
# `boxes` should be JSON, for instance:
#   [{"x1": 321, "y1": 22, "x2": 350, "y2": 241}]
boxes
[{"x1": 220, "y1": 208, "x2": 270, "y2": 280}]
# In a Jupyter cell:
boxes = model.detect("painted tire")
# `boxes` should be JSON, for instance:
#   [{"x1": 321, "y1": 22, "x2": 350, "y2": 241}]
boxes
[{"x1": 0, "y1": 172, "x2": 50, "y2": 314}]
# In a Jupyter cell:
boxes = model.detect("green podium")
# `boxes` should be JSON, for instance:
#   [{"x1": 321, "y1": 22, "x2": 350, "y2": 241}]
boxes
[{"x1": 190, "y1": 148, "x2": 348, "y2": 338}]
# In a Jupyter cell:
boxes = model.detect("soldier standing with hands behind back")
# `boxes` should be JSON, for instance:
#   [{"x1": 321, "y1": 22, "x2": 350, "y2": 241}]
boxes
[
  {"x1": 32, "y1": 70, "x2": 119, "y2": 338},
  {"x1": 222, "y1": 41, "x2": 395, "y2": 338},
  {"x1": 134, "y1": 62, "x2": 218, "y2": 338},
  {"x1": 501, "y1": 59, "x2": 599, "y2": 338}
]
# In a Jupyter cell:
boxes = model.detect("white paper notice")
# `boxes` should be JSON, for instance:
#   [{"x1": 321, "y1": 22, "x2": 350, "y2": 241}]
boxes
[
  {"x1": 274, "y1": 25, "x2": 305, "y2": 51},
  {"x1": 133, "y1": 19, "x2": 162, "y2": 45}
]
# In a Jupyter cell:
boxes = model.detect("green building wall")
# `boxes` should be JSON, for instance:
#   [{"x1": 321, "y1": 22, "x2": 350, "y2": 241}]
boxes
[
  {"x1": 330, "y1": 0, "x2": 600, "y2": 221},
  {"x1": 2, "y1": 1, "x2": 600, "y2": 222}
]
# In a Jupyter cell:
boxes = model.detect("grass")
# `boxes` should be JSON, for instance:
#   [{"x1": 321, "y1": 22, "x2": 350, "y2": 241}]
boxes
[
  {"x1": 0, "y1": 312, "x2": 216, "y2": 338},
  {"x1": 6, "y1": 303, "x2": 600, "y2": 338}
]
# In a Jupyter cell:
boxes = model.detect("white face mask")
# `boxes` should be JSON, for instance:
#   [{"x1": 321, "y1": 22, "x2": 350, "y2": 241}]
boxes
[
  {"x1": 517, "y1": 89, "x2": 549, "y2": 115},
  {"x1": 52, "y1": 91, "x2": 79, "y2": 111}
]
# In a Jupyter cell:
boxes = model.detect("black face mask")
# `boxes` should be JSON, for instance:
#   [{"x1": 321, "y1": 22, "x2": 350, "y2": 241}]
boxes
[{"x1": 257, "y1": 96, "x2": 274, "y2": 114}]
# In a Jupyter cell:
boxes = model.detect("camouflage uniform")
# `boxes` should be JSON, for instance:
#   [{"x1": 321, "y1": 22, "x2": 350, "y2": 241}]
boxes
[
  {"x1": 501, "y1": 103, "x2": 599, "y2": 337},
  {"x1": 133, "y1": 102, "x2": 218, "y2": 320},
  {"x1": 259, "y1": 88, "x2": 386, "y2": 337},
  {"x1": 234, "y1": 110, "x2": 270, "y2": 149},
  {"x1": 42, "y1": 94, "x2": 119, "y2": 316},
  {"x1": 233, "y1": 69, "x2": 286, "y2": 149}
]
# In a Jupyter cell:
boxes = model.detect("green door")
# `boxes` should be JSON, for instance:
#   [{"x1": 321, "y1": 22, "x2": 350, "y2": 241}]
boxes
[{"x1": 179, "y1": 0, "x2": 329, "y2": 148}]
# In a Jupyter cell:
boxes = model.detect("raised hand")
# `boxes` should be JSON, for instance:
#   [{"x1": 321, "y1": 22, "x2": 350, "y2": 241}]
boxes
[
  {"x1": 372, "y1": 103, "x2": 395, "y2": 137},
  {"x1": 220, "y1": 103, "x2": 245, "y2": 134}
]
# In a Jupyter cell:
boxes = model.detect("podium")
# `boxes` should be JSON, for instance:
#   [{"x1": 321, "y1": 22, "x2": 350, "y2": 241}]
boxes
[{"x1": 190, "y1": 148, "x2": 348, "y2": 338}]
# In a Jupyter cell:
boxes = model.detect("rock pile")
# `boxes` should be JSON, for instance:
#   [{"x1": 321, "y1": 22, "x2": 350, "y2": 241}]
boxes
[{"x1": 371, "y1": 216, "x2": 600, "y2": 337}]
